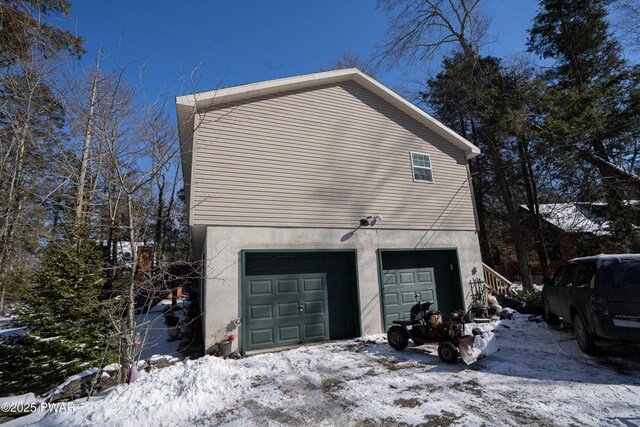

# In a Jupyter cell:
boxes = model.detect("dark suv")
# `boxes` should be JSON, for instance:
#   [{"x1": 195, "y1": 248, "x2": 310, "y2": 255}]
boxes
[{"x1": 542, "y1": 254, "x2": 640, "y2": 354}]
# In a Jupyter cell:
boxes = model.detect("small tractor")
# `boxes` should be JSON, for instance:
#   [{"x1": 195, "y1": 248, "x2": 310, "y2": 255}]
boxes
[{"x1": 387, "y1": 300, "x2": 481, "y2": 363}]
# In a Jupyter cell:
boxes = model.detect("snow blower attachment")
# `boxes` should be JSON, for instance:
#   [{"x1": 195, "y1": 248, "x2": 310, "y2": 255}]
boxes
[
  {"x1": 457, "y1": 328, "x2": 498, "y2": 364},
  {"x1": 386, "y1": 300, "x2": 497, "y2": 364}
]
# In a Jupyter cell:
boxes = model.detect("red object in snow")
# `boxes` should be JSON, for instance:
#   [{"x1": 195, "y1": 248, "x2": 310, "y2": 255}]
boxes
[{"x1": 228, "y1": 334, "x2": 235, "y2": 342}]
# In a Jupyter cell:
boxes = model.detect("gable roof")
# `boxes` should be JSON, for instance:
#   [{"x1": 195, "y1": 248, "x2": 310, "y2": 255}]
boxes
[
  {"x1": 520, "y1": 203, "x2": 610, "y2": 235},
  {"x1": 521, "y1": 201, "x2": 640, "y2": 236},
  {"x1": 175, "y1": 68, "x2": 481, "y2": 162}
]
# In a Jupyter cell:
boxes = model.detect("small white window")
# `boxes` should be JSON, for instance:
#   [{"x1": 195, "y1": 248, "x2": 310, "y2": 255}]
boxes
[{"x1": 410, "y1": 152, "x2": 433, "y2": 182}]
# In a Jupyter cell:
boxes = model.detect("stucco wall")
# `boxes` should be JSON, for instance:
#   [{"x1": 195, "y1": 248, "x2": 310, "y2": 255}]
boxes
[{"x1": 202, "y1": 225, "x2": 483, "y2": 354}]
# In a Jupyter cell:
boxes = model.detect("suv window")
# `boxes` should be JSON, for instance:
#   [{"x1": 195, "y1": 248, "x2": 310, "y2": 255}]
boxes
[
  {"x1": 551, "y1": 266, "x2": 565, "y2": 286},
  {"x1": 604, "y1": 260, "x2": 640, "y2": 289},
  {"x1": 575, "y1": 261, "x2": 597, "y2": 288},
  {"x1": 562, "y1": 264, "x2": 577, "y2": 287}
]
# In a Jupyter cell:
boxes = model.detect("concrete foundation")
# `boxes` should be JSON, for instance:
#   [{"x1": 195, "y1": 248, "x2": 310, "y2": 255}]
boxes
[{"x1": 201, "y1": 226, "x2": 483, "y2": 354}]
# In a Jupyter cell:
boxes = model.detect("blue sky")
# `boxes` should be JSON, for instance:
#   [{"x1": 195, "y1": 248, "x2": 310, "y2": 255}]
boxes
[{"x1": 64, "y1": 0, "x2": 540, "y2": 109}]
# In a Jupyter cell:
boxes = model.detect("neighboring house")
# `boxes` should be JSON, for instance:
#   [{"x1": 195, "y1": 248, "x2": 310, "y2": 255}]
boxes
[
  {"x1": 99, "y1": 240, "x2": 153, "y2": 268},
  {"x1": 517, "y1": 202, "x2": 639, "y2": 282},
  {"x1": 525, "y1": 202, "x2": 611, "y2": 236},
  {"x1": 533, "y1": 202, "x2": 610, "y2": 271},
  {"x1": 176, "y1": 69, "x2": 483, "y2": 354}
]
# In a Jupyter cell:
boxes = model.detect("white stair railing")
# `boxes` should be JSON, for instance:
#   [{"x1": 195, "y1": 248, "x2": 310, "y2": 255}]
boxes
[{"x1": 482, "y1": 263, "x2": 514, "y2": 296}]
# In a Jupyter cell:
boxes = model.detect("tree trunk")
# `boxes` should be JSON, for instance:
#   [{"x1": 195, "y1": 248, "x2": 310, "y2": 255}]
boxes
[
  {"x1": 470, "y1": 159, "x2": 494, "y2": 268},
  {"x1": 0, "y1": 284, "x2": 6, "y2": 317},
  {"x1": 164, "y1": 168, "x2": 179, "y2": 256},
  {"x1": 516, "y1": 137, "x2": 550, "y2": 282},
  {"x1": 154, "y1": 175, "x2": 165, "y2": 266},
  {"x1": 0, "y1": 128, "x2": 28, "y2": 314},
  {"x1": 108, "y1": 221, "x2": 116, "y2": 280},
  {"x1": 127, "y1": 193, "x2": 137, "y2": 331},
  {"x1": 487, "y1": 137, "x2": 533, "y2": 290},
  {"x1": 75, "y1": 49, "x2": 101, "y2": 223},
  {"x1": 118, "y1": 336, "x2": 130, "y2": 384},
  {"x1": 467, "y1": 121, "x2": 494, "y2": 269},
  {"x1": 579, "y1": 145, "x2": 640, "y2": 183}
]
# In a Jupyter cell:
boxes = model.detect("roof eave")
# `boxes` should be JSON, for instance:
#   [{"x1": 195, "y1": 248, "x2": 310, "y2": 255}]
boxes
[
  {"x1": 175, "y1": 68, "x2": 481, "y2": 160},
  {"x1": 175, "y1": 68, "x2": 359, "y2": 108}
]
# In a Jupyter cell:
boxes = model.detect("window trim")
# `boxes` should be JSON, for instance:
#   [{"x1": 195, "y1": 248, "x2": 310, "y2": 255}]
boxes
[{"x1": 410, "y1": 151, "x2": 434, "y2": 183}]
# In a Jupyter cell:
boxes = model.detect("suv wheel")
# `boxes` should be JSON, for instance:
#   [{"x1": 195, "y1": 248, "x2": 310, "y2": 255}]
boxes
[
  {"x1": 573, "y1": 314, "x2": 597, "y2": 355},
  {"x1": 543, "y1": 298, "x2": 559, "y2": 325}
]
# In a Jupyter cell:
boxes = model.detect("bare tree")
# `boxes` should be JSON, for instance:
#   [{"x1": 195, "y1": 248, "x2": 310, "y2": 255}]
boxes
[
  {"x1": 79, "y1": 62, "x2": 184, "y2": 380},
  {"x1": 613, "y1": 0, "x2": 640, "y2": 51},
  {"x1": 74, "y1": 48, "x2": 102, "y2": 223},
  {"x1": 324, "y1": 52, "x2": 379, "y2": 76},
  {"x1": 377, "y1": 0, "x2": 535, "y2": 289},
  {"x1": 376, "y1": 0, "x2": 490, "y2": 65},
  {"x1": 0, "y1": 3, "x2": 193, "y2": 388},
  {"x1": 0, "y1": 58, "x2": 66, "y2": 313}
]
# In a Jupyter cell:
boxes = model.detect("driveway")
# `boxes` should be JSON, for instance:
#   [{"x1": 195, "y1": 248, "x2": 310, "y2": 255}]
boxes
[{"x1": 34, "y1": 313, "x2": 640, "y2": 427}]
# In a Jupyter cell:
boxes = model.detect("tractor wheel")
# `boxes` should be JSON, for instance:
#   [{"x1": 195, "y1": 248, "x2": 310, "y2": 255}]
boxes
[
  {"x1": 466, "y1": 310, "x2": 476, "y2": 323},
  {"x1": 387, "y1": 326, "x2": 409, "y2": 351},
  {"x1": 437, "y1": 341, "x2": 459, "y2": 364}
]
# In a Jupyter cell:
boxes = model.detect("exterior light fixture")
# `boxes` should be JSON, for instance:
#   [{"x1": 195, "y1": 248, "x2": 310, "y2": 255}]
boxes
[{"x1": 360, "y1": 215, "x2": 383, "y2": 226}]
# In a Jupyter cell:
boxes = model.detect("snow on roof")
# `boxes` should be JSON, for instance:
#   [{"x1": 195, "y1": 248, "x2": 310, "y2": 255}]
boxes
[
  {"x1": 569, "y1": 253, "x2": 640, "y2": 264},
  {"x1": 521, "y1": 202, "x2": 610, "y2": 235}
]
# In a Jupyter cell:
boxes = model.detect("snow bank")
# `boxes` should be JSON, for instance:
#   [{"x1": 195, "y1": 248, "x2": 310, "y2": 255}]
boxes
[
  {"x1": 41, "y1": 356, "x2": 257, "y2": 426},
  {"x1": 0, "y1": 393, "x2": 40, "y2": 406},
  {"x1": 354, "y1": 334, "x2": 386, "y2": 344},
  {"x1": 38, "y1": 314, "x2": 640, "y2": 426}
]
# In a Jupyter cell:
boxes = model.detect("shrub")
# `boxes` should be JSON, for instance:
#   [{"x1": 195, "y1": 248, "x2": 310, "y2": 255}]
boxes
[
  {"x1": 513, "y1": 289, "x2": 543, "y2": 315},
  {"x1": 0, "y1": 229, "x2": 113, "y2": 396}
]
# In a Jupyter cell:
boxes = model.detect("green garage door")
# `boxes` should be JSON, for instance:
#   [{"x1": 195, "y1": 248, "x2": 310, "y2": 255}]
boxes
[
  {"x1": 382, "y1": 268, "x2": 437, "y2": 329},
  {"x1": 381, "y1": 250, "x2": 463, "y2": 331},
  {"x1": 244, "y1": 252, "x2": 359, "y2": 351},
  {"x1": 245, "y1": 273, "x2": 329, "y2": 348}
]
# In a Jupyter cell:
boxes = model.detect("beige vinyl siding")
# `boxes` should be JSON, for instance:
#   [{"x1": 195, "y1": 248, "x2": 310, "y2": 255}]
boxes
[{"x1": 191, "y1": 80, "x2": 476, "y2": 230}]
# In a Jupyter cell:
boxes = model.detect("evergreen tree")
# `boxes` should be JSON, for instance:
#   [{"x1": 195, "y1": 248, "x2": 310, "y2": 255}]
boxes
[
  {"x1": 0, "y1": 0, "x2": 84, "y2": 67},
  {"x1": 0, "y1": 228, "x2": 111, "y2": 395},
  {"x1": 0, "y1": 0, "x2": 85, "y2": 313},
  {"x1": 528, "y1": 0, "x2": 640, "y2": 252},
  {"x1": 0, "y1": 67, "x2": 66, "y2": 310},
  {"x1": 425, "y1": 54, "x2": 542, "y2": 287}
]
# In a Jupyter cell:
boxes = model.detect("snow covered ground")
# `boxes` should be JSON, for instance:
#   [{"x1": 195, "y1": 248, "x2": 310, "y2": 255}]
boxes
[
  {"x1": 10, "y1": 312, "x2": 640, "y2": 427},
  {"x1": 0, "y1": 299, "x2": 186, "y2": 361},
  {"x1": 134, "y1": 299, "x2": 186, "y2": 361}
]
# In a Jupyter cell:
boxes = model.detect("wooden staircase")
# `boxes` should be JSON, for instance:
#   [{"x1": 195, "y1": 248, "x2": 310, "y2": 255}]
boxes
[{"x1": 482, "y1": 263, "x2": 514, "y2": 296}]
